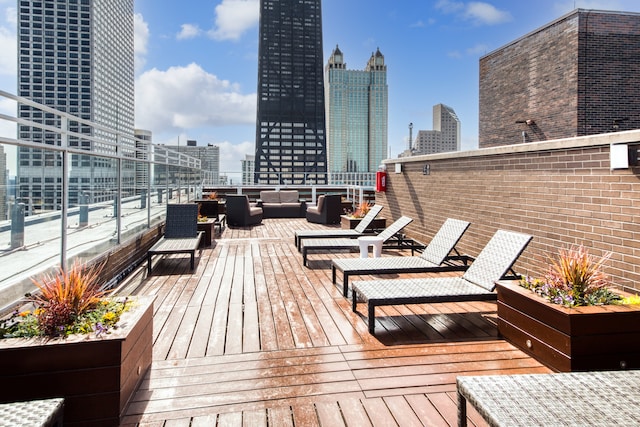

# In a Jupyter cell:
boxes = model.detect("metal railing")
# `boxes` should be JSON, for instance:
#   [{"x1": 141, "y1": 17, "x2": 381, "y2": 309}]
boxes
[{"x1": 0, "y1": 90, "x2": 376, "y2": 310}]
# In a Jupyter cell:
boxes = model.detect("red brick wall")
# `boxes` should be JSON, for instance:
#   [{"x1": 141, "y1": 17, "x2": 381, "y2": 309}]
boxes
[{"x1": 380, "y1": 132, "x2": 640, "y2": 294}]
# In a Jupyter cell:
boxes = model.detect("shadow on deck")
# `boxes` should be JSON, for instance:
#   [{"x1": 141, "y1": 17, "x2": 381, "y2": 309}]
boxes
[{"x1": 118, "y1": 218, "x2": 550, "y2": 426}]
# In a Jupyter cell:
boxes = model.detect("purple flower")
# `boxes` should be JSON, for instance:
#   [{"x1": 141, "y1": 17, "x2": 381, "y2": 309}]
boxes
[{"x1": 94, "y1": 322, "x2": 107, "y2": 337}]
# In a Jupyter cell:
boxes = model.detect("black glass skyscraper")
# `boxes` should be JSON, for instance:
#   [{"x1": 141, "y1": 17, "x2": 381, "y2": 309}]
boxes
[{"x1": 255, "y1": 0, "x2": 327, "y2": 185}]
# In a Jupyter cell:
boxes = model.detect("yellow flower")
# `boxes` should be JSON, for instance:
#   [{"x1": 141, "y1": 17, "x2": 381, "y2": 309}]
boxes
[
  {"x1": 103, "y1": 312, "x2": 116, "y2": 322},
  {"x1": 19, "y1": 310, "x2": 31, "y2": 317}
]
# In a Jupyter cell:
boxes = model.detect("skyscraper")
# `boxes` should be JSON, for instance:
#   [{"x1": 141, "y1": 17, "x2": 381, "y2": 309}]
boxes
[
  {"x1": 325, "y1": 46, "x2": 388, "y2": 180},
  {"x1": 17, "y1": 0, "x2": 135, "y2": 214},
  {"x1": 255, "y1": 0, "x2": 327, "y2": 185},
  {"x1": 413, "y1": 104, "x2": 460, "y2": 155}
]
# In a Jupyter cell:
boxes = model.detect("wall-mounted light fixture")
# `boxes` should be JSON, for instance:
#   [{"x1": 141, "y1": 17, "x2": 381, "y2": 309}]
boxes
[
  {"x1": 515, "y1": 119, "x2": 535, "y2": 126},
  {"x1": 610, "y1": 143, "x2": 629, "y2": 170},
  {"x1": 422, "y1": 164, "x2": 430, "y2": 175}
]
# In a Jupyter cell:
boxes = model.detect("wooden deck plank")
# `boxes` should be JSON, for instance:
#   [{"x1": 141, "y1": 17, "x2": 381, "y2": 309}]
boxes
[
  {"x1": 338, "y1": 398, "x2": 374, "y2": 427},
  {"x1": 119, "y1": 217, "x2": 552, "y2": 426}
]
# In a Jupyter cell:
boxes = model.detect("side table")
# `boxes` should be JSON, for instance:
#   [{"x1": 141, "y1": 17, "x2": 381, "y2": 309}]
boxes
[
  {"x1": 196, "y1": 219, "x2": 216, "y2": 247},
  {"x1": 357, "y1": 236, "x2": 383, "y2": 258}
]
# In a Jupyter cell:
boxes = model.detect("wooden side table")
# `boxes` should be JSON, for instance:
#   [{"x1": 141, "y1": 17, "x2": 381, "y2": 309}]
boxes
[{"x1": 197, "y1": 219, "x2": 216, "y2": 247}]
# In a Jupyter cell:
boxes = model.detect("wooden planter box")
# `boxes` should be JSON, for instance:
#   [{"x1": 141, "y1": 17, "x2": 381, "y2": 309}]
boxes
[
  {"x1": 341, "y1": 215, "x2": 386, "y2": 230},
  {"x1": 0, "y1": 295, "x2": 154, "y2": 427},
  {"x1": 496, "y1": 281, "x2": 640, "y2": 372}
]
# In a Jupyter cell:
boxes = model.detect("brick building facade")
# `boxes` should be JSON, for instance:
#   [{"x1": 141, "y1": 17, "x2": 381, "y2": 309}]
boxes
[{"x1": 479, "y1": 9, "x2": 640, "y2": 148}]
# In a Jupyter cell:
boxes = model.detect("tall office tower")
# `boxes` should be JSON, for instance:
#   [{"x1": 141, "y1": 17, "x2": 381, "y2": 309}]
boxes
[
  {"x1": 241, "y1": 154, "x2": 255, "y2": 185},
  {"x1": 413, "y1": 104, "x2": 461, "y2": 155},
  {"x1": 17, "y1": 0, "x2": 135, "y2": 214},
  {"x1": 325, "y1": 46, "x2": 388, "y2": 182},
  {"x1": 254, "y1": 0, "x2": 327, "y2": 185}
]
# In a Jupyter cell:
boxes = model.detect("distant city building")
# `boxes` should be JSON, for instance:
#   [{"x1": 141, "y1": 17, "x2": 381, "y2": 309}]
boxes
[
  {"x1": 134, "y1": 129, "x2": 152, "y2": 192},
  {"x1": 17, "y1": 0, "x2": 135, "y2": 214},
  {"x1": 412, "y1": 104, "x2": 461, "y2": 155},
  {"x1": 159, "y1": 140, "x2": 220, "y2": 185},
  {"x1": 242, "y1": 154, "x2": 255, "y2": 186},
  {"x1": 480, "y1": 9, "x2": 640, "y2": 148},
  {"x1": 254, "y1": 0, "x2": 327, "y2": 185},
  {"x1": 325, "y1": 46, "x2": 388, "y2": 182},
  {"x1": 0, "y1": 145, "x2": 6, "y2": 220}
]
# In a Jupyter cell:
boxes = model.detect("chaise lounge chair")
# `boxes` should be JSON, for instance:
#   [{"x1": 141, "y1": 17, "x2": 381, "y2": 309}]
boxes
[
  {"x1": 294, "y1": 204, "x2": 384, "y2": 250},
  {"x1": 147, "y1": 204, "x2": 204, "y2": 275},
  {"x1": 351, "y1": 229, "x2": 532, "y2": 334},
  {"x1": 331, "y1": 218, "x2": 471, "y2": 296},
  {"x1": 300, "y1": 216, "x2": 413, "y2": 267}
]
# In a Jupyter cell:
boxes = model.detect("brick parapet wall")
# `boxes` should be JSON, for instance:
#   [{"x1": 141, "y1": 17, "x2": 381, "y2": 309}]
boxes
[{"x1": 381, "y1": 131, "x2": 640, "y2": 294}]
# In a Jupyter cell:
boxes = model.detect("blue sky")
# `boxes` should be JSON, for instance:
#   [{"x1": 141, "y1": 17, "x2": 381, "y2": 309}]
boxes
[{"x1": 2, "y1": 0, "x2": 640, "y2": 176}]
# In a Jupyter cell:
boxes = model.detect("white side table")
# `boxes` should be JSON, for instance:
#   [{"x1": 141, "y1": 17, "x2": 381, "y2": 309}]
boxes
[{"x1": 358, "y1": 236, "x2": 383, "y2": 258}]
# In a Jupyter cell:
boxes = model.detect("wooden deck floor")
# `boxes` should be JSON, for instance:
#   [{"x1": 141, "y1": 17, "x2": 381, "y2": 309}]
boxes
[{"x1": 119, "y1": 218, "x2": 551, "y2": 426}]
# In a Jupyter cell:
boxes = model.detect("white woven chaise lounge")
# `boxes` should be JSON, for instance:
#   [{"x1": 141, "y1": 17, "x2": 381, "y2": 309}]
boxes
[
  {"x1": 351, "y1": 229, "x2": 532, "y2": 334},
  {"x1": 294, "y1": 204, "x2": 384, "y2": 250},
  {"x1": 331, "y1": 218, "x2": 471, "y2": 296},
  {"x1": 300, "y1": 216, "x2": 413, "y2": 267}
]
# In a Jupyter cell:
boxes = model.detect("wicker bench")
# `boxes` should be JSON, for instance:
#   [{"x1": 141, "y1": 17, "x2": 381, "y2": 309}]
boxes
[
  {"x1": 457, "y1": 371, "x2": 640, "y2": 426},
  {"x1": 147, "y1": 204, "x2": 203, "y2": 274},
  {"x1": 147, "y1": 236, "x2": 202, "y2": 274}
]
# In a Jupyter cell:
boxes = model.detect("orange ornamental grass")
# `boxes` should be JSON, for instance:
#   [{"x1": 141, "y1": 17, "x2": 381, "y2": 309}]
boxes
[
  {"x1": 30, "y1": 260, "x2": 106, "y2": 336},
  {"x1": 521, "y1": 245, "x2": 620, "y2": 307},
  {"x1": 546, "y1": 245, "x2": 611, "y2": 297},
  {"x1": 351, "y1": 201, "x2": 372, "y2": 219}
]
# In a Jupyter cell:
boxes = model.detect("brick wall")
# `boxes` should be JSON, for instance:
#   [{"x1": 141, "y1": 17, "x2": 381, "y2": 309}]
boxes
[
  {"x1": 480, "y1": 10, "x2": 640, "y2": 148},
  {"x1": 380, "y1": 130, "x2": 640, "y2": 294}
]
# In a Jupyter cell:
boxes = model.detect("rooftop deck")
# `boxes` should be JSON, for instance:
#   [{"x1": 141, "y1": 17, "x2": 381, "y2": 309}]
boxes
[{"x1": 119, "y1": 218, "x2": 551, "y2": 426}]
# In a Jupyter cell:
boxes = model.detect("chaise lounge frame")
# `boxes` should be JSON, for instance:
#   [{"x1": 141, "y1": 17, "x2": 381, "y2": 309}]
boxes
[
  {"x1": 331, "y1": 218, "x2": 472, "y2": 296},
  {"x1": 294, "y1": 204, "x2": 384, "y2": 250},
  {"x1": 351, "y1": 229, "x2": 532, "y2": 334},
  {"x1": 300, "y1": 216, "x2": 413, "y2": 267}
]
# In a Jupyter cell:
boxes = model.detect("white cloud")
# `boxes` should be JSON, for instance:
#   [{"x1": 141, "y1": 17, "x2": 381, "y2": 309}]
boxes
[
  {"x1": 134, "y1": 13, "x2": 149, "y2": 74},
  {"x1": 218, "y1": 139, "x2": 254, "y2": 171},
  {"x1": 135, "y1": 63, "x2": 256, "y2": 133},
  {"x1": 436, "y1": 0, "x2": 511, "y2": 25},
  {"x1": 208, "y1": 0, "x2": 259, "y2": 41},
  {"x1": 177, "y1": 23, "x2": 202, "y2": 40},
  {"x1": 0, "y1": 6, "x2": 16, "y2": 76},
  {"x1": 465, "y1": 2, "x2": 512, "y2": 25}
]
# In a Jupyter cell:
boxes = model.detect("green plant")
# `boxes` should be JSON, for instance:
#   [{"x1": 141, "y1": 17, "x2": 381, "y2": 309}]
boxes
[
  {"x1": 0, "y1": 260, "x2": 132, "y2": 338},
  {"x1": 520, "y1": 245, "x2": 622, "y2": 307}
]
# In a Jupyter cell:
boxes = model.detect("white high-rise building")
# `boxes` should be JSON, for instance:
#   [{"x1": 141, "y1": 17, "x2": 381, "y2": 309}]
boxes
[
  {"x1": 158, "y1": 141, "x2": 220, "y2": 186},
  {"x1": 413, "y1": 104, "x2": 461, "y2": 155},
  {"x1": 17, "y1": 0, "x2": 135, "y2": 214},
  {"x1": 242, "y1": 155, "x2": 255, "y2": 186}
]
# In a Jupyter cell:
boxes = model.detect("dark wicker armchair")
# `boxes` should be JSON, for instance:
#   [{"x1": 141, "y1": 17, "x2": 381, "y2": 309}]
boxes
[
  {"x1": 225, "y1": 195, "x2": 263, "y2": 227},
  {"x1": 305, "y1": 194, "x2": 342, "y2": 224}
]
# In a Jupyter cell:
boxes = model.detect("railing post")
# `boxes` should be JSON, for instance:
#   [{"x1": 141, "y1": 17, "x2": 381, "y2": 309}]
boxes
[
  {"x1": 79, "y1": 192, "x2": 89, "y2": 227},
  {"x1": 140, "y1": 189, "x2": 147, "y2": 209},
  {"x1": 10, "y1": 202, "x2": 25, "y2": 249}
]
